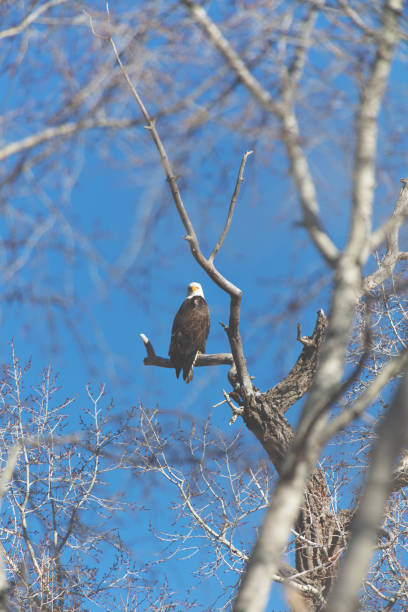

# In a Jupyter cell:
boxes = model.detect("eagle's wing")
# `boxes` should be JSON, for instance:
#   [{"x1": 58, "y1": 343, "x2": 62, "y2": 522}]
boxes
[{"x1": 169, "y1": 297, "x2": 210, "y2": 382}]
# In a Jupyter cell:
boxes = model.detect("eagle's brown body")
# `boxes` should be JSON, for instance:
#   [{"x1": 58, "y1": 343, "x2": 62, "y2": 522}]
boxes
[{"x1": 169, "y1": 292, "x2": 210, "y2": 383}]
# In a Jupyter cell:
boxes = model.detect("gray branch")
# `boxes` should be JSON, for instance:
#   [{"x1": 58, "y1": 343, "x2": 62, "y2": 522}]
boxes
[
  {"x1": 182, "y1": 0, "x2": 339, "y2": 266},
  {"x1": 140, "y1": 333, "x2": 233, "y2": 369},
  {"x1": 208, "y1": 150, "x2": 253, "y2": 264}
]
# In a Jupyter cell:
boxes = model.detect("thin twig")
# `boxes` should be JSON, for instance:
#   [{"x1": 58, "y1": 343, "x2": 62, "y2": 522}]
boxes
[
  {"x1": 322, "y1": 346, "x2": 408, "y2": 444},
  {"x1": 106, "y1": 9, "x2": 200, "y2": 253},
  {"x1": 296, "y1": 323, "x2": 315, "y2": 348},
  {"x1": 221, "y1": 389, "x2": 244, "y2": 425},
  {"x1": 209, "y1": 150, "x2": 253, "y2": 264}
]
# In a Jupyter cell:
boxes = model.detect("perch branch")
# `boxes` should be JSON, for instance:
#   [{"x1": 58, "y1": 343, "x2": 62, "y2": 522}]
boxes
[
  {"x1": 208, "y1": 150, "x2": 253, "y2": 264},
  {"x1": 140, "y1": 333, "x2": 233, "y2": 368}
]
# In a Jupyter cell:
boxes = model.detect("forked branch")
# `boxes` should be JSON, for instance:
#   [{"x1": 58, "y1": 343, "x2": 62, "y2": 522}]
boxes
[{"x1": 102, "y1": 8, "x2": 254, "y2": 399}]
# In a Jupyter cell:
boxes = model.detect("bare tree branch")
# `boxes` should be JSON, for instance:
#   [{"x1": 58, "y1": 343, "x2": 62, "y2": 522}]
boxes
[
  {"x1": 104, "y1": 10, "x2": 254, "y2": 400},
  {"x1": 208, "y1": 150, "x2": 253, "y2": 264},
  {"x1": 180, "y1": 0, "x2": 283, "y2": 116},
  {"x1": 364, "y1": 178, "x2": 408, "y2": 292},
  {"x1": 140, "y1": 332, "x2": 234, "y2": 369},
  {"x1": 181, "y1": 0, "x2": 339, "y2": 266},
  {"x1": 346, "y1": 0, "x2": 402, "y2": 264},
  {"x1": 336, "y1": 0, "x2": 377, "y2": 38},
  {"x1": 322, "y1": 347, "x2": 408, "y2": 443},
  {"x1": 0, "y1": 0, "x2": 68, "y2": 41},
  {"x1": 0, "y1": 117, "x2": 140, "y2": 162},
  {"x1": 0, "y1": 443, "x2": 23, "y2": 611},
  {"x1": 286, "y1": 1, "x2": 323, "y2": 86},
  {"x1": 391, "y1": 452, "x2": 408, "y2": 492},
  {"x1": 2, "y1": 215, "x2": 56, "y2": 283},
  {"x1": 233, "y1": 2, "x2": 403, "y2": 609},
  {"x1": 264, "y1": 310, "x2": 328, "y2": 416}
]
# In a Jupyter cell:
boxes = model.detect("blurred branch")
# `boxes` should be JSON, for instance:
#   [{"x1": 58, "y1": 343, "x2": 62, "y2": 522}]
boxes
[
  {"x1": 208, "y1": 150, "x2": 253, "y2": 264},
  {"x1": 336, "y1": 0, "x2": 377, "y2": 38},
  {"x1": 0, "y1": 116, "x2": 140, "y2": 162},
  {"x1": 233, "y1": 2, "x2": 403, "y2": 609},
  {"x1": 346, "y1": 0, "x2": 402, "y2": 264},
  {"x1": 286, "y1": 1, "x2": 322, "y2": 88},
  {"x1": 279, "y1": 107, "x2": 339, "y2": 265},
  {"x1": 182, "y1": 0, "x2": 339, "y2": 266},
  {"x1": 364, "y1": 178, "x2": 408, "y2": 292},
  {"x1": 0, "y1": 443, "x2": 21, "y2": 612},
  {"x1": 322, "y1": 347, "x2": 408, "y2": 443},
  {"x1": 181, "y1": 0, "x2": 282, "y2": 115},
  {"x1": 0, "y1": 0, "x2": 68, "y2": 41},
  {"x1": 2, "y1": 214, "x2": 56, "y2": 283},
  {"x1": 326, "y1": 368, "x2": 408, "y2": 612},
  {"x1": 391, "y1": 452, "x2": 408, "y2": 492}
]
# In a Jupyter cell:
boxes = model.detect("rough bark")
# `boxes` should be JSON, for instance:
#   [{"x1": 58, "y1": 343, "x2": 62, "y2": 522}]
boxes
[
  {"x1": 231, "y1": 310, "x2": 327, "y2": 471},
  {"x1": 264, "y1": 310, "x2": 328, "y2": 416}
]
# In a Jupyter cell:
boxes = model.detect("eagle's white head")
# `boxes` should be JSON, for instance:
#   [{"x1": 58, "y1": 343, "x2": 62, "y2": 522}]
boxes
[{"x1": 186, "y1": 282, "x2": 204, "y2": 299}]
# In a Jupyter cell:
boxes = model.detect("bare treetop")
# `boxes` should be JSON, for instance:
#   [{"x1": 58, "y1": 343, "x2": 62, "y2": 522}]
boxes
[{"x1": 0, "y1": 1, "x2": 408, "y2": 610}]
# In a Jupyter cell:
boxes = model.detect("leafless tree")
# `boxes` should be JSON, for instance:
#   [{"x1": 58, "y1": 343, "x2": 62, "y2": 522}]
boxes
[
  {"x1": 0, "y1": 346, "x2": 132, "y2": 609},
  {"x1": 2, "y1": 0, "x2": 408, "y2": 611},
  {"x1": 113, "y1": 0, "x2": 408, "y2": 609}
]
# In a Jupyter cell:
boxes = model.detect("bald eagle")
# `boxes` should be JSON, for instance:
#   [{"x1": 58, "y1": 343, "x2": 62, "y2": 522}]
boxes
[{"x1": 169, "y1": 282, "x2": 210, "y2": 383}]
